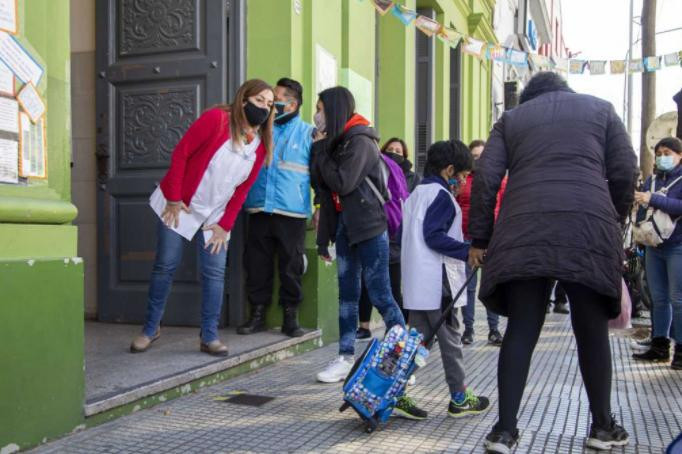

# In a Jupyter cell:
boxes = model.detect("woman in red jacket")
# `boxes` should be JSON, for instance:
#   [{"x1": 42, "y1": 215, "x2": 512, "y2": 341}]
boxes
[{"x1": 130, "y1": 79, "x2": 275, "y2": 356}]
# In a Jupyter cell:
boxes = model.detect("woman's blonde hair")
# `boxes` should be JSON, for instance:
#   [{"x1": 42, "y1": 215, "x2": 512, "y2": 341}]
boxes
[{"x1": 216, "y1": 79, "x2": 275, "y2": 164}]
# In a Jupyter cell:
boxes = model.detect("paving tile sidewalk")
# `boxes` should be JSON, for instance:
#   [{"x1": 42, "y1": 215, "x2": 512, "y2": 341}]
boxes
[{"x1": 32, "y1": 311, "x2": 682, "y2": 453}]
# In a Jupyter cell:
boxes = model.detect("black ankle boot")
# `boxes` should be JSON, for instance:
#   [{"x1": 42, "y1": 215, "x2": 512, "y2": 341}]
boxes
[
  {"x1": 672, "y1": 344, "x2": 682, "y2": 370},
  {"x1": 237, "y1": 305, "x2": 267, "y2": 335},
  {"x1": 282, "y1": 305, "x2": 304, "y2": 337},
  {"x1": 633, "y1": 336, "x2": 671, "y2": 362}
]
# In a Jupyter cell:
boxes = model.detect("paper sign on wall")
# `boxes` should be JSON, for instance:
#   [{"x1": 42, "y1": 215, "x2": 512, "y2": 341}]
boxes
[
  {"x1": 0, "y1": 136, "x2": 18, "y2": 183},
  {"x1": 315, "y1": 44, "x2": 337, "y2": 96},
  {"x1": 0, "y1": 31, "x2": 43, "y2": 86},
  {"x1": 0, "y1": 95, "x2": 17, "y2": 132},
  {"x1": 0, "y1": 59, "x2": 13, "y2": 94},
  {"x1": 17, "y1": 82, "x2": 45, "y2": 122},
  {"x1": 19, "y1": 112, "x2": 46, "y2": 178},
  {"x1": 0, "y1": 0, "x2": 17, "y2": 34}
]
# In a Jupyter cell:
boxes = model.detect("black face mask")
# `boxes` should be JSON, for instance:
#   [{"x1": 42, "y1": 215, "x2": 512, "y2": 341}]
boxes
[
  {"x1": 244, "y1": 101, "x2": 270, "y2": 126},
  {"x1": 274, "y1": 110, "x2": 298, "y2": 125},
  {"x1": 386, "y1": 152, "x2": 405, "y2": 165}
]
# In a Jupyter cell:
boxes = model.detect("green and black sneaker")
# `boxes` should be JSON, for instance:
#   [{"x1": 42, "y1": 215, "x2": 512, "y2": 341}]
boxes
[
  {"x1": 393, "y1": 395, "x2": 428, "y2": 420},
  {"x1": 448, "y1": 389, "x2": 490, "y2": 418}
]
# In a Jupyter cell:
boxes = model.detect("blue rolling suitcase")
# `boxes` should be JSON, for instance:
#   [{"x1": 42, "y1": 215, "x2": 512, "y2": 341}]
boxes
[{"x1": 339, "y1": 268, "x2": 478, "y2": 433}]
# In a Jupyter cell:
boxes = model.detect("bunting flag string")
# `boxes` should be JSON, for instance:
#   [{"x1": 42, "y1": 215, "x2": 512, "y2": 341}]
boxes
[{"x1": 366, "y1": 0, "x2": 682, "y2": 76}]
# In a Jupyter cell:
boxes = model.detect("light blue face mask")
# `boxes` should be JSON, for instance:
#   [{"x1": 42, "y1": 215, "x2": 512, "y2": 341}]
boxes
[
  {"x1": 656, "y1": 155, "x2": 676, "y2": 172},
  {"x1": 274, "y1": 100, "x2": 293, "y2": 121},
  {"x1": 448, "y1": 177, "x2": 459, "y2": 186}
]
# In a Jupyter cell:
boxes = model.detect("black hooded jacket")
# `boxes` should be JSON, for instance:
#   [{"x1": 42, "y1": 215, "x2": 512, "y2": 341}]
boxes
[{"x1": 311, "y1": 125, "x2": 388, "y2": 252}]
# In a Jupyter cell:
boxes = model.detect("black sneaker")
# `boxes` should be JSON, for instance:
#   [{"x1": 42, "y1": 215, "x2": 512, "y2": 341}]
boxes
[
  {"x1": 488, "y1": 330, "x2": 503, "y2": 347},
  {"x1": 672, "y1": 344, "x2": 682, "y2": 370},
  {"x1": 632, "y1": 336, "x2": 671, "y2": 362},
  {"x1": 586, "y1": 417, "x2": 629, "y2": 450},
  {"x1": 356, "y1": 327, "x2": 372, "y2": 340},
  {"x1": 393, "y1": 395, "x2": 428, "y2": 420},
  {"x1": 462, "y1": 329, "x2": 474, "y2": 345},
  {"x1": 553, "y1": 301, "x2": 569, "y2": 314},
  {"x1": 448, "y1": 389, "x2": 490, "y2": 418},
  {"x1": 484, "y1": 428, "x2": 519, "y2": 454}
]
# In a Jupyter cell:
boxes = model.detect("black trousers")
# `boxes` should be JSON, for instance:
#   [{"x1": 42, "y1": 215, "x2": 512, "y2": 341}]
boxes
[
  {"x1": 496, "y1": 279, "x2": 612, "y2": 432},
  {"x1": 245, "y1": 213, "x2": 307, "y2": 308},
  {"x1": 358, "y1": 262, "x2": 407, "y2": 323}
]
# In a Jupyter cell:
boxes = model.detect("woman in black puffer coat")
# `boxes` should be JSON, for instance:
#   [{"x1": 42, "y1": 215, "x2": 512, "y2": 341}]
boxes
[{"x1": 468, "y1": 72, "x2": 638, "y2": 454}]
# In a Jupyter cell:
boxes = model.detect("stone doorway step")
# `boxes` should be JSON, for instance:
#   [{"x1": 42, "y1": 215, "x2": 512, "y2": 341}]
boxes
[{"x1": 84, "y1": 322, "x2": 322, "y2": 425}]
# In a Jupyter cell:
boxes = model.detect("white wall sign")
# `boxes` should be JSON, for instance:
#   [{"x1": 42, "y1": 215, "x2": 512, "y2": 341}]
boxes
[
  {"x1": 17, "y1": 82, "x2": 45, "y2": 123},
  {"x1": 0, "y1": 136, "x2": 18, "y2": 183},
  {"x1": 0, "y1": 0, "x2": 17, "y2": 34},
  {"x1": 315, "y1": 44, "x2": 337, "y2": 96},
  {"x1": 0, "y1": 31, "x2": 43, "y2": 86},
  {"x1": 0, "y1": 95, "x2": 18, "y2": 133},
  {"x1": 19, "y1": 112, "x2": 46, "y2": 178},
  {"x1": 0, "y1": 59, "x2": 13, "y2": 95}
]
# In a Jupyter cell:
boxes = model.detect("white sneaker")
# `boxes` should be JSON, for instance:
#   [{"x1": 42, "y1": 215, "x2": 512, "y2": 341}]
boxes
[
  {"x1": 316, "y1": 355, "x2": 353, "y2": 383},
  {"x1": 407, "y1": 374, "x2": 416, "y2": 386}
]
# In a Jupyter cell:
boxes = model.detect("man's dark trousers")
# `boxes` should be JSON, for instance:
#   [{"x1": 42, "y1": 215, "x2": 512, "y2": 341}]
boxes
[{"x1": 246, "y1": 212, "x2": 307, "y2": 308}]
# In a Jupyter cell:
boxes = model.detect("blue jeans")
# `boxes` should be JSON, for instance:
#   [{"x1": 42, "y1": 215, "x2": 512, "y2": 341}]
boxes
[
  {"x1": 646, "y1": 242, "x2": 682, "y2": 344},
  {"x1": 336, "y1": 217, "x2": 405, "y2": 356},
  {"x1": 462, "y1": 262, "x2": 499, "y2": 332},
  {"x1": 143, "y1": 221, "x2": 228, "y2": 343}
]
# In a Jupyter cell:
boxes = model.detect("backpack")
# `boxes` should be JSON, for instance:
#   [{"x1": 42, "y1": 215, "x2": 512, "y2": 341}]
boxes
[
  {"x1": 364, "y1": 151, "x2": 410, "y2": 238},
  {"x1": 633, "y1": 174, "x2": 682, "y2": 247}
]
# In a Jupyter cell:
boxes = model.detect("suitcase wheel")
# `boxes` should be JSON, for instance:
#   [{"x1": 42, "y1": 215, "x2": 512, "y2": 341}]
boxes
[
  {"x1": 339, "y1": 402, "x2": 350, "y2": 413},
  {"x1": 365, "y1": 417, "x2": 378, "y2": 434}
]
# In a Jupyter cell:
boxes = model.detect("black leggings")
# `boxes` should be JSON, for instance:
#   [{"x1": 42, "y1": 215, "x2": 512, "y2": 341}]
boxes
[
  {"x1": 359, "y1": 262, "x2": 407, "y2": 323},
  {"x1": 497, "y1": 279, "x2": 612, "y2": 432}
]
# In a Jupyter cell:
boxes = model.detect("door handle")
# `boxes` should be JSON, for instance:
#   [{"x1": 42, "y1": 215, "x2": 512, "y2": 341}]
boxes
[{"x1": 96, "y1": 143, "x2": 110, "y2": 190}]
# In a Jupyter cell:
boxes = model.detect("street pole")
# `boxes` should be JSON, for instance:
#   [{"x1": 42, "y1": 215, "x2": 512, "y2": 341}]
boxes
[
  {"x1": 640, "y1": 0, "x2": 656, "y2": 178},
  {"x1": 626, "y1": 0, "x2": 634, "y2": 134}
]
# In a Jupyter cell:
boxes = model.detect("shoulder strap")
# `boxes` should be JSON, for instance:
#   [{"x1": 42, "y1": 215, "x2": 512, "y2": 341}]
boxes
[
  {"x1": 662, "y1": 174, "x2": 682, "y2": 193},
  {"x1": 364, "y1": 141, "x2": 391, "y2": 205},
  {"x1": 365, "y1": 175, "x2": 386, "y2": 204}
]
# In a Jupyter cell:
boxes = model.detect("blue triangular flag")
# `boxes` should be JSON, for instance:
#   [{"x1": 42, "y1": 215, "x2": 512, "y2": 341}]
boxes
[{"x1": 391, "y1": 4, "x2": 417, "y2": 26}]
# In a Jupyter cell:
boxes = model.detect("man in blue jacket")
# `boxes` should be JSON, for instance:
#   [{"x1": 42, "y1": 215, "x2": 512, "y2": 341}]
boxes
[{"x1": 239, "y1": 78, "x2": 314, "y2": 337}]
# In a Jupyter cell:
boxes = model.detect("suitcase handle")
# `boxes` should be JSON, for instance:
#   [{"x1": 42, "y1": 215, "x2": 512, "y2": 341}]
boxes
[{"x1": 423, "y1": 266, "x2": 479, "y2": 346}]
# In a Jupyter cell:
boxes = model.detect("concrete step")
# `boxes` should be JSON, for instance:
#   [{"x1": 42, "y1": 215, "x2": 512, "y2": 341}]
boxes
[{"x1": 84, "y1": 323, "x2": 322, "y2": 422}]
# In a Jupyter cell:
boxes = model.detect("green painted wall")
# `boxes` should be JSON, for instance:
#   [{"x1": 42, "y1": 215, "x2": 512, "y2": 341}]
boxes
[
  {"x1": 0, "y1": 1, "x2": 83, "y2": 451},
  {"x1": 247, "y1": 0, "x2": 378, "y2": 342},
  {"x1": 0, "y1": 259, "x2": 84, "y2": 451},
  {"x1": 377, "y1": 0, "x2": 416, "y2": 153}
]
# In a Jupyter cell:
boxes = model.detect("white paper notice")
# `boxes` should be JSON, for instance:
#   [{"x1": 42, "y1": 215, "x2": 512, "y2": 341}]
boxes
[
  {"x1": 19, "y1": 112, "x2": 45, "y2": 178},
  {"x1": 0, "y1": 31, "x2": 43, "y2": 85},
  {"x1": 0, "y1": 96, "x2": 17, "y2": 133},
  {"x1": 0, "y1": 0, "x2": 17, "y2": 34},
  {"x1": 0, "y1": 136, "x2": 18, "y2": 183},
  {"x1": 17, "y1": 82, "x2": 45, "y2": 122},
  {"x1": 0, "y1": 60, "x2": 12, "y2": 94}
]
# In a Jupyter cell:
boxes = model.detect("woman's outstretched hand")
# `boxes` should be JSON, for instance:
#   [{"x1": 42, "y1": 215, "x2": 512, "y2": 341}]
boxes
[
  {"x1": 202, "y1": 224, "x2": 229, "y2": 255},
  {"x1": 161, "y1": 200, "x2": 191, "y2": 228}
]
